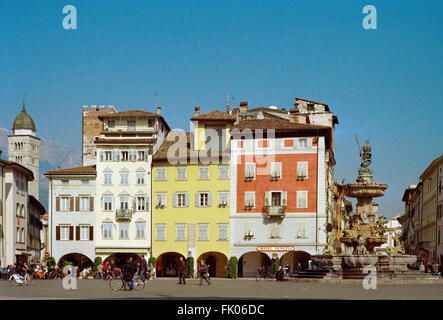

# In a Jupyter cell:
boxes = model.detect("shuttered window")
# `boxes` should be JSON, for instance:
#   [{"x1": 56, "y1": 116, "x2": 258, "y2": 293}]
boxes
[
  {"x1": 198, "y1": 167, "x2": 209, "y2": 180},
  {"x1": 60, "y1": 226, "x2": 70, "y2": 240},
  {"x1": 218, "y1": 166, "x2": 229, "y2": 180},
  {"x1": 156, "y1": 193, "x2": 166, "y2": 207},
  {"x1": 297, "y1": 162, "x2": 308, "y2": 179},
  {"x1": 119, "y1": 224, "x2": 129, "y2": 239},
  {"x1": 136, "y1": 224, "x2": 146, "y2": 238},
  {"x1": 103, "y1": 196, "x2": 113, "y2": 211},
  {"x1": 296, "y1": 191, "x2": 308, "y2": 208},
  {"x1": 271, "y1": 162, "x2": 282, "y2": 179},
  {"x1": 176, "y1": 167, "x2": 187, "y2": 180},
  {"x1": 198, "y1": 224, "x2": 209, "y2": 241},
  {"x1": 156, "y1": 168, "x2": 166, "y2": 180},
  {"x1": 245, "y1": 163, "x2": 256, "y2": 179},
  {"x1": 102, "y1": 223, "x2": 114, "y2": 239},
  {"x1": 218, "y1": 192, "x2": 229, "y2": 206},
  {"x1": 176, "y1": 224, "x2": 186, "y2": 241},
  {"x1": 196, "y1": 192, "x2": 212, "y2": 207},
  {"x1": 80, "y1": 226, "x2": 90, "y2": 240},
  {"x1": 156, "y1": 224, "x2": 166, "y2": 241},
  {"x1": 218, "y1": 224, "x2": 228, "y2": 240},
  {"x1": 244, "y1": 192, "x2": 255, "y2": 208}
]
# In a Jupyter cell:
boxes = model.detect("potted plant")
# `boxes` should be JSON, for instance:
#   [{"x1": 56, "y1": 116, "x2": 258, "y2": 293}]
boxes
[{"x1": 229, "y1": 257, "x2": 238, "y2": 279}]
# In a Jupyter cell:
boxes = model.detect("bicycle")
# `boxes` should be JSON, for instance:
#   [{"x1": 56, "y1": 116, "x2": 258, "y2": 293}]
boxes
[
  {"x1": 109, "y1": 274, "x2": 145, "y2": 291},
  {"x1": 256, "y1": 266, "x2": 272, "y2": 281},
  {"x1": 10, "y1": 272, "x2": 33, "y2": 287}
]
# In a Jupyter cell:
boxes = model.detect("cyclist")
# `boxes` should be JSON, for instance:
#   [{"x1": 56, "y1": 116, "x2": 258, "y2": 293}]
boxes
[{"x1": 121, "y1": 258, "x2": 134, "y2": 290}]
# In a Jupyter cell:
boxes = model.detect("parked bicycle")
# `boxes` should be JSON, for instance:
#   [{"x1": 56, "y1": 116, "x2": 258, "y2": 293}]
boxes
[
  {"x1": 10, "y1": 272, "x2": 33, "y2": 287},
  {"x1": 256, "y1": 266, "x2": 272, "y2": 281},
  {"x1": 109, "y1": 273, "x2": 145, "y2": 291}
]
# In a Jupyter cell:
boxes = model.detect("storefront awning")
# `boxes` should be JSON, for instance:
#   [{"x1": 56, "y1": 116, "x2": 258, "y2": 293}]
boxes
[{"x1": 95, "y1": 248, "x2": 150, "y2": 254}]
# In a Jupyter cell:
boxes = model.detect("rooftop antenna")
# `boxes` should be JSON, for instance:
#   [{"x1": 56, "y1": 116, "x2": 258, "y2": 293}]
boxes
[{"x1": 225, "y1": 94, "x2": 235, "y2": 113}]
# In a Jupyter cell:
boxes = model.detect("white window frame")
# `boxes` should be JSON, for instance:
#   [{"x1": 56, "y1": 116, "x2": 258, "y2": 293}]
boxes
[
  {"x1": 244, "y1": 192, "x2": 255, "y2": 209},
  {"x1": 60, "y1": 226, "x2": 70, "y2": 241},
  {"x1": 297, "y1": 162, "x2": 308, "y2": 180},
  {"x1": 119, "y1": 224, "x2": 129, "y2": 239},
  {"x1": 80, "y1": 196, "x2": 90, "y2": 211},
  {"x1": 60, "y1": 197, "x2": 70, "y2": 211},
  {"x1": 120, "y1": 172, "x2": 129, "y2": 185},
  {"x1": 199, "y1": 192, "x2": 210, "y2": 207},
  {"x1": 103, "y1": 196, "x2": 113, "y2": 211},
  {"x1": 136, "y1": 172, "x2": 145, "y2": 185},
  {"x1": 218, "y1": 191, "x2": 229, "y2": 207},
  {"x1": 156, "y1": 167, "x2": 167, "y2": 181},
  {"x1": 245, "y1": 163, "x2": 256, "y2": 180},
  {"x1": 104, "y1": 173, "x2": 112, "y2": 185},
  {"x1": 80, "y1": 225, "x2": 90, "y2": 240},
  {"x1": 270, "y1": 162, "x2": 282, "y2": 180},
  {"x1": 102, "y1": 223, "x2": 114, "y2": 239},
  {"x1": 136, "y1": 223, "x2": 146, "y2": 239},
  {"x1": 299, "y1": 138, "x2": 308, "y2": 148},
  {"x1": 156, "y1": 192, "x2": 167, "y2": 208}
]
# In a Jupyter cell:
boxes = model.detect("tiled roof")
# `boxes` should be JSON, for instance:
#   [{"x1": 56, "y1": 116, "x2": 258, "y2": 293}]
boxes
[
  {"x1": 247, "y1": 107, "x2": 289, "y2": 114},
  {"x1": 190, "y1": 110, "x2": 236, "y2": 121},
  {"x1": 232, "y1": 119, "x2": 330, "y2": 131},
  {"x1": 0, "y1": 159, "x2": 34, "y2": 179},
  {"x1": 153, "y1": 131, "x2": 230, "y2": 162},
  {"x1": 44, "y1": 165, "x2": 96, "y2": 176},
  {"x1": 99, "y1": 110, "x2": 159, "y2": 118}
]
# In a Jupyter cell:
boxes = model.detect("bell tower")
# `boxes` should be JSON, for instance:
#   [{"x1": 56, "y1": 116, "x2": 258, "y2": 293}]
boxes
[{"x1": 8, "y1": 99, "x2": 40, "y2": 199}]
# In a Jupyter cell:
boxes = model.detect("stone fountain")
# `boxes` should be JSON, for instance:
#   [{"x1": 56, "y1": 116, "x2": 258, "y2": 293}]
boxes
[{"x1": 312, "y1": 138, "x2": 418, "y2": 278}]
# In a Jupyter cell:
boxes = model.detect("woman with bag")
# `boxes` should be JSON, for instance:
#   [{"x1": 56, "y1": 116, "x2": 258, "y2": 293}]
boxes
[{"x1": 199, "y1": 260, "x2": 211, "y2": 286}]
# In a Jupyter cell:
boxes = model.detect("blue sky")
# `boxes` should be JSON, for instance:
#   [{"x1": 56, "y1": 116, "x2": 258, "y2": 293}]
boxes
[{"x1": 1, "y1": 0, "x2": 442, "y2": 217}]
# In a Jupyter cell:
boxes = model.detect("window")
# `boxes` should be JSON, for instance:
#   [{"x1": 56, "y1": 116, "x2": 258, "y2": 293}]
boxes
[
  {"x1": 156, "y1": 224, "x2": 166, "y2": 240},
  {"x1": 104, "y1": 173, "x2": 112, "y2": 185},
  {"x1": 270, "y1": 162, "x2": 282, "y2": 180},
  {"x1": 219, "y1": 166, "x2": 229, "y2": 180},
  {"x1": 174, "y1": 193, "x2": 188, "y2": 208},
  {"x1": 176, "y1": 167, "x2": 187, "y2": 180},
  {"x1": 196, "y1": 192, "x2": 211, "y2": 207},
  {"x1": 218, "y1": 192, "x2": 229, "y2": 207},
  {"x1": 156, "y1": 193, "x2": 166, "y2": 207},
  {"x1": 119, "y1": 224, "x2": 129, "y2": 239},
  {"x1": 16, "y1": 228, "x2": 20, "y2": 242},
  {"x1": 80, "y1": 226, "x2": 90, "y2": 240},
  {"x1": 218, "y1": 224, "x2": 228, "y2": 240},
  {"x1": 156, "y1": 168, "x2": 166, "y2": 180},
  {"x1": 127, "y1": 121, "x2": 136, "y2": 131},
  {"x1": 245, "y1": 163, "x2": 256, "y2": 180},
  {"x1": 270, "y1": 223, "x2": 281, "y2": 239},
  {"x1": 120, "y1": 196, "x2": 129, "y2": 210},
  {"x1": 296, "y1": 222, "x2": 306, "y2": 238},
  {"x1": 137, "y1": 151, "x2": 146, "y2": 161},
  {"x1": 137, "y1": 196, "x2": 148, "y2": 211},
  {"x1": 81, "y1": 179, "x2": 89, "y2": 185},
  {"x1": 80, "y1": 197, "x2": 90, "y2": 211},
  {"x1": 271, "y1": 192, "x2": 282, "y2": 206},
  {"x1": 121, "y1": 151, "x2": 129, "y2": 161},
  {"x1": 297, "y1": 191, "x2": 308, "y2": 208},
  {"x1": 120, "y1": 173, "x2": 129, "y2": 185},
  {"x1": 16, "y1": 203, "x2": 20, "y2": 216},
  {"x1": 244, "y1": 192, "x2": 255, "y2": 208},
  {"x1": 176, "y1": 224, "x2": 186, "y2": 241},
  {"x1": 198, "y1": 224, "x2": 209, "y2": 241},
  {"x1": 136, "y1": 224, "x2": 146, "y2": 239},
  {"x1": 105, "y1": 151, "x2": 112, "y2": 161},
  {"x1": 103, "y1": 196, "x2": 113, "y2": 211},
  {"x1": 60, "y1": 197, "x2": 70, "y2": 211},
  {"x1": 60, "y1": 226, "x2": 70, "y2": 241},
  {"x1": 129, "y1": 150, "x2": 137, "y2": 161},
  {"x1": 297, "y1": 162, "x2": 308, "y2": 180},
  {"x1": 199, "y1": 167, "x2": 209, "y2": 180},
  {"x1": 244, "y1": 221, "x2": 254, "y2": 238},
  {"x1": 102, "y1": 223, "x2": 114, "y2": 239},
  {"x1": 137, "y1": 172, "x2": 145, "y2": 185},
  {"x1": 108, "y1": 120, "x2": 115, "y2": 128},
  {"x1": 299, "y1": 139, "x2": 308, "y2": 148}
]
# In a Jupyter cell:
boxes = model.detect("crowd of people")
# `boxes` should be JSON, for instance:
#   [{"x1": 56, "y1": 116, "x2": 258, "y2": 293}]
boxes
[{"x1": 408, "y1": 261, "x2": 442, "y2": 277}]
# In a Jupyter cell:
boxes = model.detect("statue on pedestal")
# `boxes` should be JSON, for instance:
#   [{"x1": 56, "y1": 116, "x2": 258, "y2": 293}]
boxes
[{"x1": 354, "y1": 136, "x2": 373, "y2": 182}]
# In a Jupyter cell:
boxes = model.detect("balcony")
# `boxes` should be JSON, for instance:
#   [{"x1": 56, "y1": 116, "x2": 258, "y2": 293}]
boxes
[
  {"x1": 265, "y1": 205, "x2": 286, "y2": 219},
  {"x1": 116, "y1": 209, "x2": 133, "y2": 222}
]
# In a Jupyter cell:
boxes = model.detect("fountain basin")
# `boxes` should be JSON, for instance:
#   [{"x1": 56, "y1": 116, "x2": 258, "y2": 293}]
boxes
[
  {"x1": 344, "y1": 182, "x2": 388, "y2": 198},
  {"x1": 343, "y1": 255, "x2": 378, "y2": 268}
]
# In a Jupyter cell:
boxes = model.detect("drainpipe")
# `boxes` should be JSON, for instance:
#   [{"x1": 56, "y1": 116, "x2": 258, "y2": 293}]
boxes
[{"x1": 315, "y1": 136, "x2": 319, "y2": 251}]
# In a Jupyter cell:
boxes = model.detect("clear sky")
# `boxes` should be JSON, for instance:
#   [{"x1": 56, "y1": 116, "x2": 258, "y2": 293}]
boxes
[{"x1": 1, "y1": 0, "x2": 442, "y2": 217}]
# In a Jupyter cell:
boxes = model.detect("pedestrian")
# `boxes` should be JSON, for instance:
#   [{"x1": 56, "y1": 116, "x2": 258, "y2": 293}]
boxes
[
  {"x1": 177, "y1": 256, "x2": 186, "y2": 285},
  {"x1": 285, "y1": 263, "x2": 291, "y2": 278},
  {"x1": 199, "y1": 260, "x2": 211, "y2": 286},
  {"x1": 419, "y1": 261, "x2": 425, "y2": 272},
  {"x1": 96, "y1": 262, "x2": 104, "y2": 279},
  {"x1": 275, "y1": 265, "x2": 286, "y2": 281},
  {"x1": 140, "y1": 255, "x2": 148, "y2": 280},
  {"x1": 225, "y1": 262, "x2": 230, "y2": 278},
  {"x1": 207, "y1": 264, "x2": 211, "y2": 281},
  {"x1": 121, "y1": 258, "x2": 134, "y2": 290}
]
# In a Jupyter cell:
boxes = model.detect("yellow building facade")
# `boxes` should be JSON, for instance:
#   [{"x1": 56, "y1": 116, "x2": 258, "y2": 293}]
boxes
[{"x1": 152, "y1": 107, "x2": 235, "y2": 277}]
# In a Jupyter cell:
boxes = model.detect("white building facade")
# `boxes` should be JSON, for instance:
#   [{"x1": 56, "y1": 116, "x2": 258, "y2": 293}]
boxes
[{"x1": 45, "y1": 166, "x2": 97, "y2": 266}]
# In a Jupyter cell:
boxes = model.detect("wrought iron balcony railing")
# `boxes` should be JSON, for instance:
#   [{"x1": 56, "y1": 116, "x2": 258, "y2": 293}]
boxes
[{"x1": 116, "y1": 209, "x2": 133, "y2": 221}]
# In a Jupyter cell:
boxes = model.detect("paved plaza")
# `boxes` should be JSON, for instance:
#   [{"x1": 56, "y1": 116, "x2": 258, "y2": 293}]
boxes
[{"x1": 1, "y1": 278, "x2": 443, "y2": 300}]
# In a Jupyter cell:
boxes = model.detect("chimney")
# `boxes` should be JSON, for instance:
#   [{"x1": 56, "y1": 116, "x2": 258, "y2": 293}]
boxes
[
  {"x1": 91, "y1": 105, "x2": 98, "y2": 111},
  {"x1": 289, "y1": 108, "x2": 306, "y2": 124},
  {"x1": 83, "y1": 105, "x2": 89, "y2": 112},
  {"x1": 99, "y1": 105, "x2": 105, "y2": 111},
  {"x1": 156, "y1": 106, "x2": 161, "y2": 115},
  {"x1": 194, "y1": 106, "x2": 200, "y2": 117},
  {"x1": 239, "y1": 101, "x2": 248, "y2": 113},
  {"x1": 108, "y1": 105, "x2": 117, "y2": 113}
]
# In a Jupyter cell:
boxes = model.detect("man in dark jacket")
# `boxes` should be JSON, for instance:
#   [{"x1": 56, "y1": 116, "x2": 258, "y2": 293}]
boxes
[
  {"x1": 177, "y1": 257, "x2": 186, "y2": 285},
  {"x1": 140, "y1": 255, "x2": 149, "y2": 280}
]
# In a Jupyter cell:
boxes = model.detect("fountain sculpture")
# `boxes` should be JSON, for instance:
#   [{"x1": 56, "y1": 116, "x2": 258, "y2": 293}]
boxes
[{"x1": 312, "y1": 137, "x2": 417, "y2": 278}]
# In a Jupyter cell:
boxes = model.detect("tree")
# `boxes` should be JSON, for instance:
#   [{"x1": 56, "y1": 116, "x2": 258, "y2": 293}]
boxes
[
  {"x1": 229, "y1": 256, "x2": 238, "y2": 278},
  {"x1": 45, "y1": 257, "x2": 56, "y2": 268},
  {"x1": 93, "y1": 257, "x2": 102, "y2": 272},
  {"x1": 186, "y1": 257, "x2": 194, "y2": 278},
  {"x1": 271, "y1": 258, "x2": 280, "y2": 276},
  {"x1": 148, "y1": 256, "x2": 156, "y2": 266}
]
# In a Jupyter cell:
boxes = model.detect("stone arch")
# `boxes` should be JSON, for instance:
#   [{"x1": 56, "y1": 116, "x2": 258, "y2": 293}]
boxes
[
  {"x1": 57, "y1": 252, "x2": 94, "y2": 270},
  {"x1": 280, "y1": 251, "x2": 311, "y2": 271},
  {"x1": 197, "y1": 251, "x2": 229, "y2": 278},
  {"x1": 238, "y1": 251, "x2": 271, "y2": 277},
  {"x1": 157, "y1": 252, "x2": 186, "y2": 277}
]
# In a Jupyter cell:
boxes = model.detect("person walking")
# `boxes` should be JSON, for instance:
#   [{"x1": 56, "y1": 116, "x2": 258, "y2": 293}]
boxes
[
  {"x1": 140, "y1": 255, "x2": 148, "y2": 280},
  {"x1": 285, "y1": 263, "x2": 291, "y2": 278},
  {"x1": 199, "y1": 260, "x2": 211, "y2": 286},
  {"x1": 177, "y1": 257, "x2": 186, "y2": 285},
  {"x1": 121, "y1": 258, "x2": 134, "y2": 291}
]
